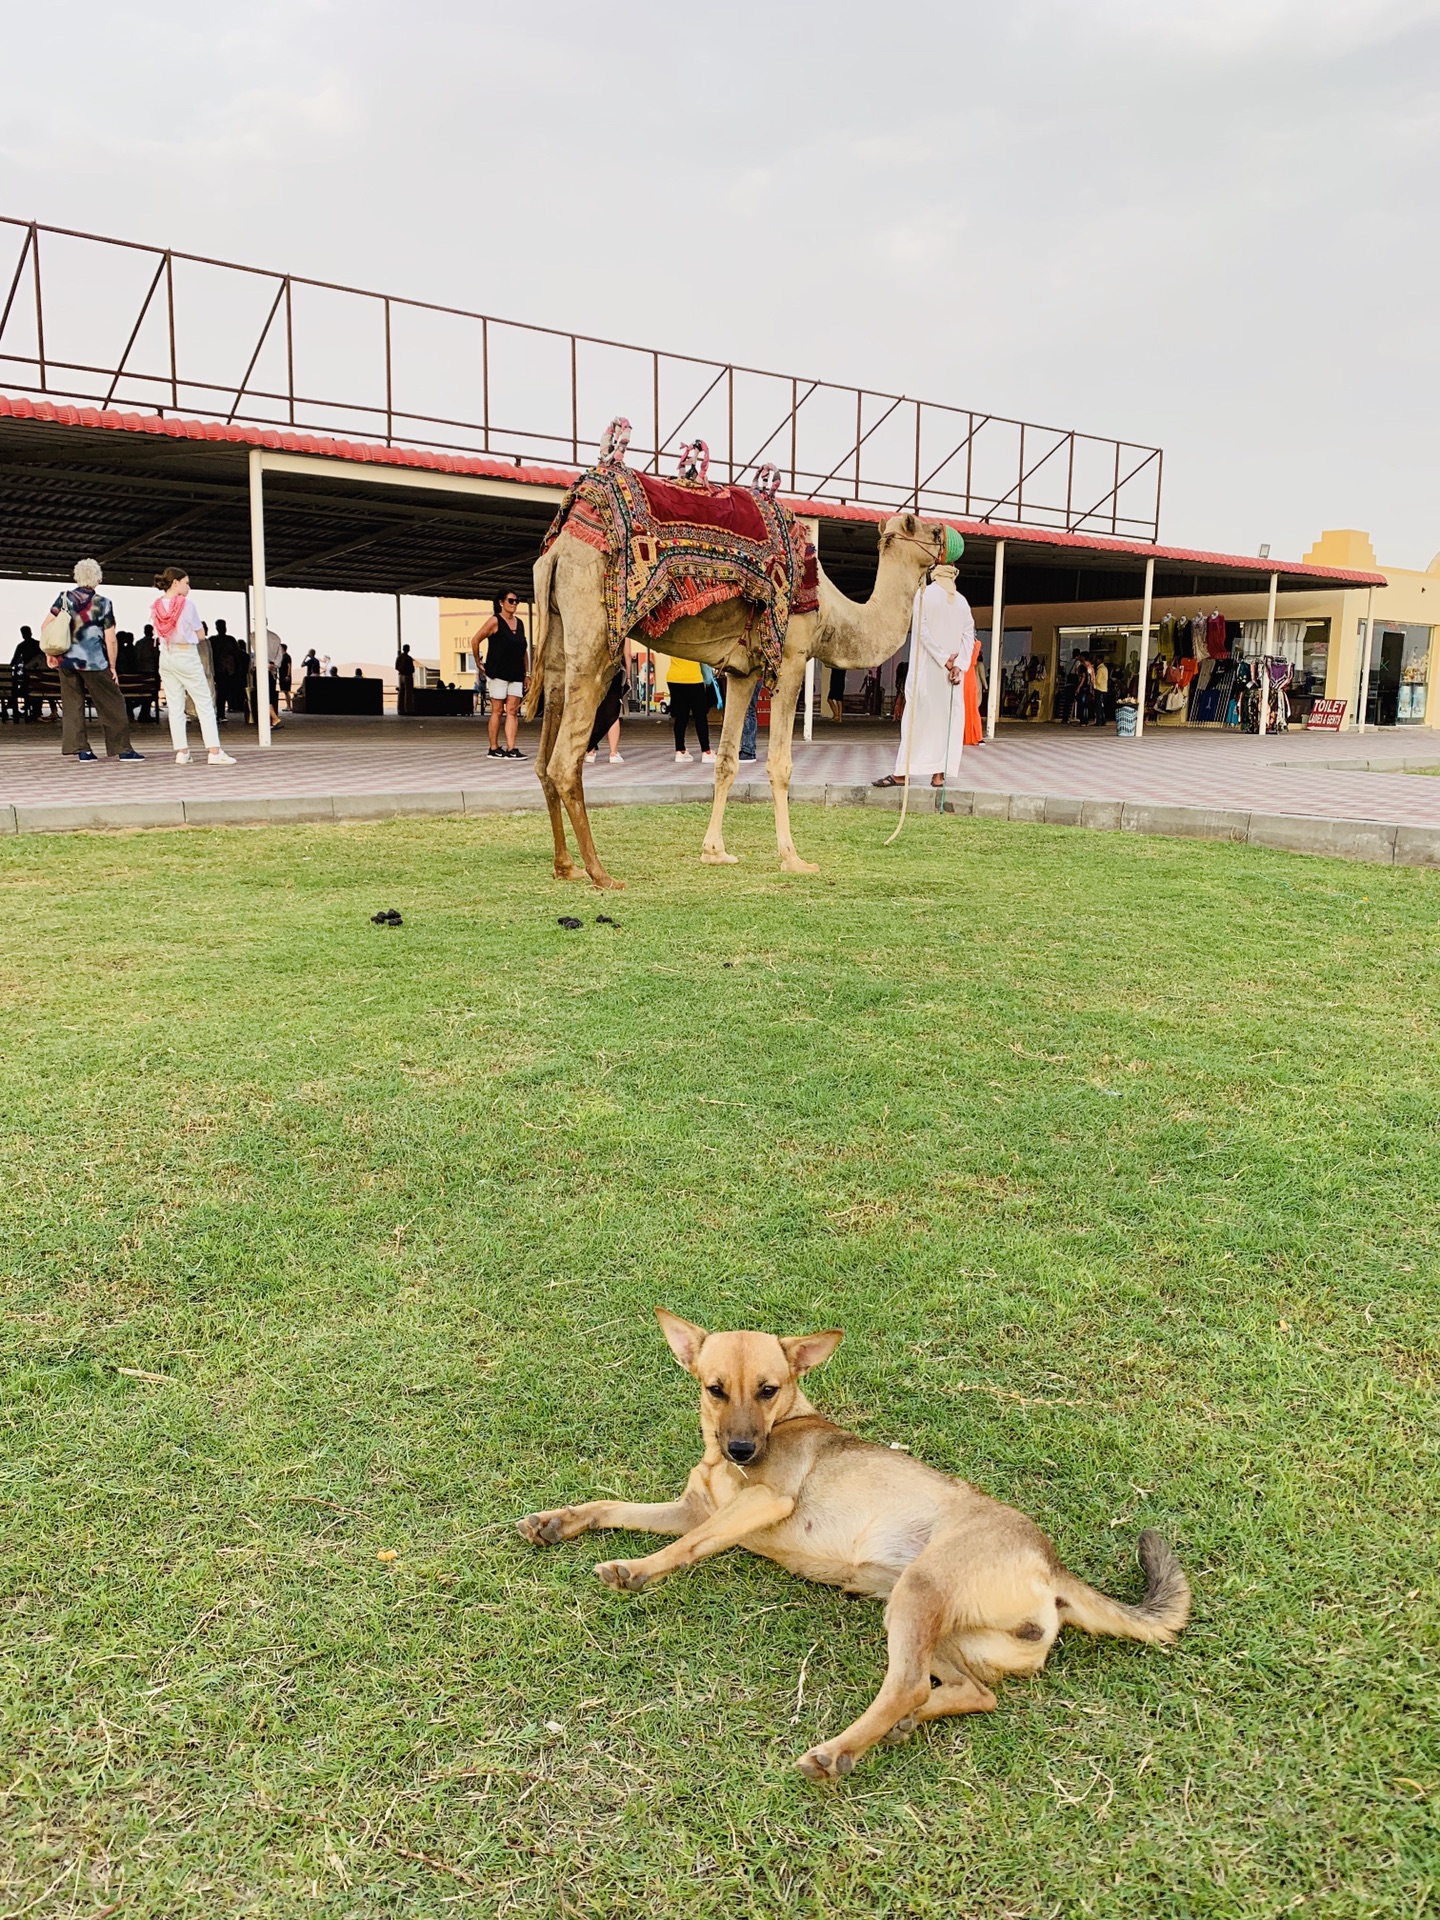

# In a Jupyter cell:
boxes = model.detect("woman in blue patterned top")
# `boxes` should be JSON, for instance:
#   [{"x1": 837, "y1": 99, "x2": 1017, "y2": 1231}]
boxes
[{"x1": 47, "y1": 558, "x2": 144, "y2": 763}]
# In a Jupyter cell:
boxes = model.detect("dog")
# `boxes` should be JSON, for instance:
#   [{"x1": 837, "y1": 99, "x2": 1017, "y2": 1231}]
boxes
[{"x1": 518, "y1": 1311, "x2": 1191, "y2": 1780}]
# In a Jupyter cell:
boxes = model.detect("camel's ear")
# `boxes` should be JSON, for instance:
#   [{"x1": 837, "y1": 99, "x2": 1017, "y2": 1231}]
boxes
[
  {"x1": 780, "y1": 1329, "x2": 844, "y2": 1376},
  {"x1": 656, "y1": 1309, "x2": 709, "y2": 1374},
  {"x1": 901, "y1": 512, "x2": 918, "y2": 535}
]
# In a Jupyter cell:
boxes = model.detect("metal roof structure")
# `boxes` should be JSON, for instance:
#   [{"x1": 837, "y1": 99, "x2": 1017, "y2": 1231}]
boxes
[{"x1": 0, "y1": 398, "x2": 1386, "y2": 607}]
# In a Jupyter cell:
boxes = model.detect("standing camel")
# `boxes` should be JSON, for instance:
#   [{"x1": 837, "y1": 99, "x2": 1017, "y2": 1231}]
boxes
[{"x1": 526, "y1": 510, "x2": 946, "y2": 888}]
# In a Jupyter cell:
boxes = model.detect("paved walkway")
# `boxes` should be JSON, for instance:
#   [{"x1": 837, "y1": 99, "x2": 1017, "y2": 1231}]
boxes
[{"x1": 4, "y1": 714, "x2": 1440, "y2": 866}]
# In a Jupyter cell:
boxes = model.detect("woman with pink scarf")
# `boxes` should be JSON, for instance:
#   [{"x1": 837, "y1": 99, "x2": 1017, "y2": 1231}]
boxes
[{"x1": 152, "y1": 567, "x2": 233, "y2": 766}]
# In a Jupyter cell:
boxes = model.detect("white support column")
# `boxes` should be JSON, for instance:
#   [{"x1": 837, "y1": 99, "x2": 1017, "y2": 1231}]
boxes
[
  {"x1": 1357, "y1": 586, "x2": 1375, "y2": 733},
  {"x1": 1257, "y1": 570, "x2": 1278, "y2": 738},
  {"x1": 248, "y1": 447, "x2": 272, "y2": 749},
  {"x1": 1132, "y1": 555, "x2": 1155, "y2": 739},
  {"x1": 985, "y1": 539, "x2": 1006, "y2": 740}
]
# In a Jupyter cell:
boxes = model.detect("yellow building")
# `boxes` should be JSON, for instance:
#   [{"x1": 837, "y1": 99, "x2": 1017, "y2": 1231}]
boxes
[{"x1": 988, "y1": 529, "x2": 1438, "y2": 729}]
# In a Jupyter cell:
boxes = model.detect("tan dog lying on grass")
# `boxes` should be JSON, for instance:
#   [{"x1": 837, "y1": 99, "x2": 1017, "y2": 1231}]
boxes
[{"x1": 518, "y1": 1312, "x2": 1191, "y2": 1781}]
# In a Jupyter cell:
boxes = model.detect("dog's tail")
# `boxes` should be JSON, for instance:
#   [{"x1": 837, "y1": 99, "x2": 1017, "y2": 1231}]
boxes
[
  {"x1": 521, "y1": 543, "x2": 558, "y2": 722},
  {"x1": 1055, "y1": 1530, "x2": 1191, "y2": 1645}
]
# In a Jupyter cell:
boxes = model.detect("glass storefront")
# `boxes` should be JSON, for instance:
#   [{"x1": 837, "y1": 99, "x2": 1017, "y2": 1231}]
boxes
[{"x1": 1360, "y1": 621, "x2": 1433, "y2": 726}]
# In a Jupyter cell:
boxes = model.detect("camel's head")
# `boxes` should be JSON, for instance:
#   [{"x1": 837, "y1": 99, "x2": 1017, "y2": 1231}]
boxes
[
  {"x1": 878, "y1": 511, "x2": 948, "y2": 573},
  {"x1": 655, "y1": 1310, "x2": 843, "y2": 1467}
]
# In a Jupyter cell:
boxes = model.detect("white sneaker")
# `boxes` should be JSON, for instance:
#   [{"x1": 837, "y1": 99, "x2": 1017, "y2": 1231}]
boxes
[
  {"x1": 175, "y1": 749, "x2": 192, "y2": 765},
  {"x1": 674, "y1": 750, "x2": 692, "y2": 763},
  {"x1": 608, "y1": 753, "x2": 625, "y2": 765},
  {"x1": 585, "y1": 749, "x2": 596, "y2": 763},
  {"x1": 207, "y1": 749, "x2": 236, "y2": 766},
  {"x1": 701, "y1": 750, "x2": 716, "y2": 763}
]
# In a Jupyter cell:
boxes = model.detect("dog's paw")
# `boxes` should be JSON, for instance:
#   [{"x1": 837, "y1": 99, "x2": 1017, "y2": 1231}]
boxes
[
  {"x1": 881, "y1": 1716, "x2": 916, "y2": 1747},
  {"x1": 594, "y1": 1559, "x2": 651, "y2": 1592},
  {"x1": 517, "y1": 1509, "x2": 573, "y2": 1546},
  {"x1": 795, "y1": 1745, "x2": 855, "y2": 1782}
]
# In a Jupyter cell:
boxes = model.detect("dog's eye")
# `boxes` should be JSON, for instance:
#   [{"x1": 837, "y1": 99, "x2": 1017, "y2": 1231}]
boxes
[
  {"x1": 756, "y1": 1383, "x2": 779, "y2": 1401},
  {"x1": 706, "y1": 1383, "x2": 727, "y2": 1400}
]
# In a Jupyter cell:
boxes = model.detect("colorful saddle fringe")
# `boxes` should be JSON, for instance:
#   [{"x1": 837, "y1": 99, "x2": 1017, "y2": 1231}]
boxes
[{"x1": 541, "y1": 463, "x2": 818, "y2": 687}]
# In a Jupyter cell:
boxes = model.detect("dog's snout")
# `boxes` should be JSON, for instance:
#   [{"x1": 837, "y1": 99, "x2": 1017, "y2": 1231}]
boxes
[{"x1": 726, "y1": 1438, "x2": 758, "y2": 1464}]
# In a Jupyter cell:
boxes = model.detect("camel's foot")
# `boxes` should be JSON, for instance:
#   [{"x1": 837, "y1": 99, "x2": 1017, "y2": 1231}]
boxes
[
  {"x1": 701, "y1": 846, "x2": 740, "y2": 865},
  {"x1": 779, "y1": 853, "x2": 821, "y2": 875},
  {"x1": 587, "y1": 869, "x2": 626, "y2": 892},
  {"x1": 553, "y1": 858, "x2": 584, "y2": 880},
  {"x1": 881, "y1": 1716, "x2": 917, "y2": 1747}
]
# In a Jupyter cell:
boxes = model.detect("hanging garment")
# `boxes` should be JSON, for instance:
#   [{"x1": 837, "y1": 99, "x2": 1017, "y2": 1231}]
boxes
[
  {"x1": 1206, "y1": 611, "x2": 1227, "y2": 657},
  {"x1": 894, "y1": 578, "x2": 975, "y2": 780},
  {"x1": 1239, "y1": 620, "x2": 1305, "y2": 667},
  {"x1": 1190, "y1": 613, "x2": 1208, "y2": 656}
]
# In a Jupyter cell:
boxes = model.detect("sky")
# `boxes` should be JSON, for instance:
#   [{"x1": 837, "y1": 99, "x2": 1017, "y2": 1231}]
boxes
[{"x1": 2, "y1": 0, "x2": 1437, "y2": 658}]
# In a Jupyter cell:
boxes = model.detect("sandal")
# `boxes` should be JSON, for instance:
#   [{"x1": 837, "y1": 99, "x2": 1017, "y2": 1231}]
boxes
[{"x1": 871, "y1": 774, "x2": 907, "y2": 787}]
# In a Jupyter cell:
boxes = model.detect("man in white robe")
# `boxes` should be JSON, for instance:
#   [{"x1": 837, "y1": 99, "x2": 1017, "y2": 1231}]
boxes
[{"x1": 882, "y1": 566, "x2": 976, "y2": 786}]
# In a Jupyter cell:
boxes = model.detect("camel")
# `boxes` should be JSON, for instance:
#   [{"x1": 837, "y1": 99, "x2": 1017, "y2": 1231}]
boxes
[{"x1": 525, "y1": 509, "x2": 947, "y2": 888}]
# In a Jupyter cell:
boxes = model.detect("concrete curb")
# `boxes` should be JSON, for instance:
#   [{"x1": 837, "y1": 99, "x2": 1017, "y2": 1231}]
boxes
[{"x1": 3, "y1": 781, "x2": 1439, "y2": 870}]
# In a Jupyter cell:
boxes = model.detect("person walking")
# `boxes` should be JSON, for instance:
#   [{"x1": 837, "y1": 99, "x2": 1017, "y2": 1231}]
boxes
[
  {"x1": 665, "y1": 652, "x2": 713, "y2": 763},
  {"x1": 586, "y1": 636, "x2": 634, "y2": 766},
  {"x1": 474, "y1": 592, "x2": 528, "y2": 758},
  {"x1": 739, "y1": 679, "x2": 761, "y2": 763},
  {"x1": 152, "y1": 568, "x2": 234, "y2": 766},
  {"x1": 827, "y1": 667, "x2": 847, "y2": 724},
  {"x1": 1092, "y1": 653, "x2": 1110, "y2": 725},
  {"x1": 278, "y1": 641, "x2": 293, "y2": 710},
  {"x1": 43, "y1": 559, "x2": 144, "y2": 762},
  {"x1": 249, "y1": 624, "x2": 283, "y2": 731}
]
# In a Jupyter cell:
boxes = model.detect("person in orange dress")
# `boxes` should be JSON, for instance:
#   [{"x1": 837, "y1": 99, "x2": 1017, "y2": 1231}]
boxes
[{"x1": 962, "y1": 643, "x2": 984, "y2": 745}]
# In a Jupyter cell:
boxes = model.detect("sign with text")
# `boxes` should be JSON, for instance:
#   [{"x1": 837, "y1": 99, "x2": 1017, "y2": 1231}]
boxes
[{"x1": 1306, "y1": 698, "x2": 1348, "y2": 731}]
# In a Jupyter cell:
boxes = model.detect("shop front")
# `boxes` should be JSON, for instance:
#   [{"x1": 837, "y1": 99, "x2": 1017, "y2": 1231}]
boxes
[{"x1": 1360, "y1": 620, "x2": 1434, "y2": 726}]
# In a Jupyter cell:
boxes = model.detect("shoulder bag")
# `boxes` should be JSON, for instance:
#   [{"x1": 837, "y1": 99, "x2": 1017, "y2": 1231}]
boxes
[{"x1": 40, "y1": 599, "x2": 74, "y2": 657}]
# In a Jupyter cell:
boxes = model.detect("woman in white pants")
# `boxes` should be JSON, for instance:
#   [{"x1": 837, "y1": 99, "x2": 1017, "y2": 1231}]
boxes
[{"x1": 152, "y1": 568, "x2": 234, "y2": 766}]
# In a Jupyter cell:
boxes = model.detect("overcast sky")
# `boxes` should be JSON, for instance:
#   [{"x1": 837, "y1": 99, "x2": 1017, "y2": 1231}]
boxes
[{"x1": 2, "y1": 0, "x2": 1437, "y2": 654}]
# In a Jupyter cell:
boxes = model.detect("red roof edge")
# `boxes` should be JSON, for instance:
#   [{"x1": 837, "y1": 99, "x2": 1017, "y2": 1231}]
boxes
[{"x1": 0, "y1": 394, "x2": 1388, "y2": 589}]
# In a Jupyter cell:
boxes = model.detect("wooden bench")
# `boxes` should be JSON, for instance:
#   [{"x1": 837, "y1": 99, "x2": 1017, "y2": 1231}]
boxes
[{"x1": 17, "y1": 667, "x2": 161, "y2": 718}]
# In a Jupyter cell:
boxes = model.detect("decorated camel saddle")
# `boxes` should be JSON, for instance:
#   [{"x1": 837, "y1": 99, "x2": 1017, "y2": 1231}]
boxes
[{"x1": 541, "y1": 419, "x2": 818, "y2": 687}]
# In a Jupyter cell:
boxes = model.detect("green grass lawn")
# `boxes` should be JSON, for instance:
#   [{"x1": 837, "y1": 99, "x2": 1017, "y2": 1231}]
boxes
[{"x1": 3, "y1": 806, "x2": 1437, "y2": 1919}]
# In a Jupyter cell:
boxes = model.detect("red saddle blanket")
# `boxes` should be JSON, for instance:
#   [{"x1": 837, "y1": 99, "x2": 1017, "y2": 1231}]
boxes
[{"x1": 542, "y1": 463, "x2": 818, "y2": 687}]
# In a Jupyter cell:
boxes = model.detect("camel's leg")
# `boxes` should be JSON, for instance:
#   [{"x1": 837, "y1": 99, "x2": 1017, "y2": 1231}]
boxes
[
  {"x1": 701, "y1": 669, "x2": 758, "y2": 865},
  {"x1": 549, "y1": 614, "x2": 625, "y2": 891},
  {"x1": 534, "y1": 658, "x2": 580, "y2": 880},
  {"x1": 766, "y1": 643, "x2": 819, "y2": 875}
]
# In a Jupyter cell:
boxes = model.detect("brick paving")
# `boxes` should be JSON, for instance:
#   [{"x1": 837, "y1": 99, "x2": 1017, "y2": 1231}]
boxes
[{"x1": 4, "y1": 712, "x2": 1440, "y2": 846}]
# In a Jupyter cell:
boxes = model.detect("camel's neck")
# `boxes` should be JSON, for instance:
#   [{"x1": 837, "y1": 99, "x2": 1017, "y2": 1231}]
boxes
[{"x1": 814, "y1": 546, "x2": 930, "y2": 670}]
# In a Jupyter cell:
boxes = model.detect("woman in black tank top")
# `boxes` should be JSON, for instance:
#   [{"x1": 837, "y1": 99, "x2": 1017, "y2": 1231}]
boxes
[{"x1": 474, "y1": 592, "x2": 528, "y2": 757}]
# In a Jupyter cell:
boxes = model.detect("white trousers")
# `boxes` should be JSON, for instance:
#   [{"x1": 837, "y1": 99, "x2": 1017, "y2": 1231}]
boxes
[{"x1": 159, "y1": 645, "x2": 220, "y2": 752}]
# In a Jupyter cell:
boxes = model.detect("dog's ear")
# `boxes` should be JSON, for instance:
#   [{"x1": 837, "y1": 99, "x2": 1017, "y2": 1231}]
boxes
[
  {"x1": 655, "y1": 1309, "x2": 709, "y2": 1374},
  {"x1": 780, "y1": 1329, "x2": 844, "y2": 1376}
]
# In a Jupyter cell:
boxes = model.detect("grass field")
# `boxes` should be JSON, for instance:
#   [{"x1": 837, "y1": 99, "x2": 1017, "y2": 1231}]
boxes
[{"x1": 3, "y1": 805, "x2": 1438, "y2": 1919}]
